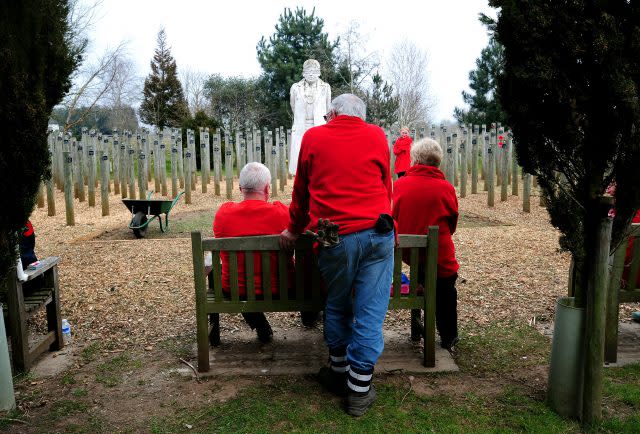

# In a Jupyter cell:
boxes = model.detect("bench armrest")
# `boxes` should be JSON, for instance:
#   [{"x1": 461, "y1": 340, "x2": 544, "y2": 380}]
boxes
[{"x1": 25, "y1": 257, "x2": 60, "y2": 281}]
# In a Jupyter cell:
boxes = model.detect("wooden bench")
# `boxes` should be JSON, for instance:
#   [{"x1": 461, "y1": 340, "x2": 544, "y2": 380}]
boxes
[
  {"x1": 605, "y1": 223, "x2": 640, "y2": 363},
  {"x1": 1, "y1": 257, "x2": 63, "y2": 372},
  {"x1": 191, "y1": 228, "x2": 439, "y2": 373}
]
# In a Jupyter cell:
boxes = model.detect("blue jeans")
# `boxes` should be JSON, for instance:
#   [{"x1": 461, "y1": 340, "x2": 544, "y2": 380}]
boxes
[{"x1": 317, "y1": 228, "x2": 394, "y2": 373}]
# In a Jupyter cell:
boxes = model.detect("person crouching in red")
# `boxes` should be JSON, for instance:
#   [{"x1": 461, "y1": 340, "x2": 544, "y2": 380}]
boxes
[
  {"x1": 213, "y1": 162, "x2": 318, "y2": 343},
  {"x1": 392, "y1": 137, "x2": 460, "y2": 350},
  {"x1": 393, "y1": 126, "x2": 412, "y2": 177}
]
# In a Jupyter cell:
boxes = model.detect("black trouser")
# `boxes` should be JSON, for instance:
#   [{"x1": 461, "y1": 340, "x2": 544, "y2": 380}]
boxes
[
  {"x1": 242, "y1": 312, "x2": 270, "y2": 330},
  {"x1": 396, "y1": 172, "x2": 406, "y2": 178},
  {"x1": 419, "y1": 272, "x2": 458, "y2": 345},
  {"x1": 435, "y1": 274, "x2": 458, "y2": 345}
]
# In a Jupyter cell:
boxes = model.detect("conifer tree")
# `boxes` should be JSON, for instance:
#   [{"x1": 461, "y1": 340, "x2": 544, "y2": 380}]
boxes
[
  {"x1": 365, "y1": 73, "x2": 398, "y2": 128},
  {"x1": 0, "y1": 0, "x2": 81, "y2": 280},
  {"x1": 454, "y1": 15, "x2": 506, "y2": 125},
  {"x1": 139, "y1": 29, "x2": 188, "y2": 129},
  {"x1": 256, "y1": 7, "x2": 339, "y2": 127}
]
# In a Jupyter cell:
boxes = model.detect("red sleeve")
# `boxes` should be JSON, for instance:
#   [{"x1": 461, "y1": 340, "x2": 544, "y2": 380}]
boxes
[
  {"x1": 381, "y1": 132, "x2": 393, "y2": 204},
  {"x1": 287, "y1": 139, "x2": 312, "y2": 234},
  {"x1": 393, "y1": 139, "x2": 401, "y2": 156}
]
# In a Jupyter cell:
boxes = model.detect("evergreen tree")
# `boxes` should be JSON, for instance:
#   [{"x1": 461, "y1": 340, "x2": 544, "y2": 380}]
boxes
[
  {"x1": 492, "y1": 0, "x2": 640, "y2": 422},
  {"x1": 454, "y1": 15, "x2": 506, "y2": 125},
  {"x1": 365, "y1": 73, "x2": 398, "y2": 128},
  {"x1": 256, "y1": 7, "x2": 339, "y2": 127},
  {"x1": 139, "y1": 29, "x2": 188, "y2": 129},
  {"x1": 0, "y1": 0, "x2": 81, "y2": 280}
]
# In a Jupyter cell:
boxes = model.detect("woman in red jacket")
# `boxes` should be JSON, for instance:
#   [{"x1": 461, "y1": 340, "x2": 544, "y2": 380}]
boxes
[
  {"x1": 393, "y1": 126, "x2": 412, "y2": 177},
  {"x1": 392, "y1": 137, "x2": 460, "y2": 350}
]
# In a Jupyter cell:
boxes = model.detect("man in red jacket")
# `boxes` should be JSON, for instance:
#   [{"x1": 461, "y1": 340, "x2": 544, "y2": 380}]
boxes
[
  {"x1": 280, "y1": 94, "x2": 394, "y2": 416},
  {"x1": 214, "y1": 162, "x2": 318, "y2": 343},
  {"x1": 392, "y1": 137, "x2": 460, "y2": 350}
]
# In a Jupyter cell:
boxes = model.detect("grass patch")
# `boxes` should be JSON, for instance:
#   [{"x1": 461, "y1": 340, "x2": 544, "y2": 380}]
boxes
[
  {"x1": 94, "y1": 352, "x2": 142, "y2": 387},
  {"x1": 72, "y1": 387, "x2": 88, "y2": 397},
  {"x1": 61, "y1": 374, "x2": 77, "y2": 385},
  {"x1": 603, "y1": 363, "x2": 640, "y2": 416},
  {"x1": 0, "y1": 409, "x2": 25, "y2": 430},
  {"x1": 455, "y1": 321, "x2": 550, "y2": 375},
  {"x1": 81, "y1": 342, "x2": 102, "y2": 363},
  {"x1": 159, "y1": 331, "x2": 196, "y2": 360},
  {"x1": 147, "y1": 380, "x2": 579, "y2": 433},
  {"x1": 48, "y1": 399, "x2": 90, "y2": 421}
]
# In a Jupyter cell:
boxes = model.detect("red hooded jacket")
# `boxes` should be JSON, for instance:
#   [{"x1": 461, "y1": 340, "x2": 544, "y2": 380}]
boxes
[
  {"x1": 392, "y1": 164, "x2": 460, "y2": 278},
  {"x1": 393, "y1": 136, "x2": 412, "y2": 174},
  {"x1": 288, "y1": 115, "x2": 392, "y2": 235}
]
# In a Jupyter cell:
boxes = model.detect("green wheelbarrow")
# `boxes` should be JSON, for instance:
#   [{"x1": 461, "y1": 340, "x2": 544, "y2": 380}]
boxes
[{"x1": 122, "y1": 191, "x2": 184, "y2": 238}]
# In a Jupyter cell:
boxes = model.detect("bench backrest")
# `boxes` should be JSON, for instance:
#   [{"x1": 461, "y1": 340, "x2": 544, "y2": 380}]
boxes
[
  {"x1": 610, "y1": 223, "x2": 640, "y2": 301},
  {"x1": 191, "y1": 227, "x2": 439, "y2": 310}
]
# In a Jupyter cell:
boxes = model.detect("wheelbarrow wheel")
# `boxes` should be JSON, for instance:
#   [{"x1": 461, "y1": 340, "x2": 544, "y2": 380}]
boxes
[{"x1": 131, "y1": 212, "x2": 148, "y2": 238}]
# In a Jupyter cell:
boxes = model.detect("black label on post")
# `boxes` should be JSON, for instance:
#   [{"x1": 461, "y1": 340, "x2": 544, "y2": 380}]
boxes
[
  {"x1": 140, "y1": 154, "x2": 145, "y2": 160},
  {"x1": 201, "y1": 144, "x2": 206, "y2": 148},
  {"x1": 271, "y1": 150, "x2": 276, "y2": 155},
  {"x1": 172, "y1": 148, "x2": 178, "y2": 153},
  {"x1": 453, "y1": 133, "x2": 458, "y2": 138},
  {"x1": 460, "y1": 144, "x2": 465, "y2": 149},
  {"x1": 447, "y1": 148, "x2": 452, "y2": 153},
  {"x1": 213, "y1": 147, "x2": 219, "y2": 152},
  {"x1": 88, "y1": 150, "x2": 94, "y2": 156},
  {"x1": 66, "y1": 157, "x2": 72, "y2": 163},
  {"x1": 78, "y1": 145, "x2": 83, "y2": 151},
  {"x1": 114, "y1": 140, "x2": 119, "y2": 145},
  {"x1": 488, "y1": 148, "x2": 493, "y2": 154},
  {"x1": 160, "y1": 144, "x2": 165, "y2": 149},
  {"x1": 128, "y1": 149, "x2": 134, "y2": 155},
  {"x1": 186, "y1": 152, "x2": 192, "y2": 158},
  {"x1": 472, "y1": 139, "x2": 477, "y2": 145},
  {"x1": 121, "y1": 145, "x2": 126, "y2": 150},
  {"x1": 101, "y1": 155, "x2": 108, "y2": 161}
]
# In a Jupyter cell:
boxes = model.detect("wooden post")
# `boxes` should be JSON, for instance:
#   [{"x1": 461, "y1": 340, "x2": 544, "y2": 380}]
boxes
[
  {"x1": 113, "y1": 138, "x2": 120, "y2": 195},
  {"x1": 286, "y1": 128, "x2": 292, "y2": 183},
  {"x1": 189, "y1": 133, "x2": 197, "y2": 188},
  {"x1": 100, "y1": 151, "x2": 109, "y2": 216},
  {"x1": 255, "y1": 128, "x2": 262, "y2": 164},
  {"x1": 225, "y1": 132, "x2": 233, "y2": 200},
  {"x1": 480, "y1": 125, "x2": 487, "y2": 182},
  {"x1": 36, "y1": 182, "x2": 45, "y2": 208},
  {"x1": 487, "y1": 144, "x2": 495, "y2": 207},
  {"x1": 171, "y1": 144, "x2": 178, "y2": 197},
  {"x1": 500, "y1": 139, "x2": 508, "y2": 202},
  {"x1": 87, "y1": 145, "x2": 96, "y2": 206},
  {"x1": 213, "y1": 131, "x2": 221, "y2": 196},
  {"x1": 471, "y1": 125, "x2": 479, "y2": 194},
  {"x1": 160, "y1": 140, "x2": 168, "y2": 196},
  {"x1": 511, "y1": 135, "x2": 519, "y2": 196},
  {"x1": 445, "y1": 136, "x2": 454, "y2": 184},
  {"x1": 200, "y1": 131, "x2": 208, "y2": 193},
  {"x1": 63, "y1": 151, "x2": 74, "y2": 226},
  {"x1": 278, "y1": 131, "x2": 286, "y2": 192},
  {"x1": 460, "y1": 138, "x2": 467, "y2": 198},
  {"x1": 185, "y1": 149, "x2": 192, "y2": 204},
  {"x1": 268, "y1": 130, "x2": 277, "y2": 198},
  {"x1": 452, "y1": 132, "x2": 459, "y2": 186},
  {"x1": 523, "y1": 173, "x2": 531, "y2": 212},
  {"x1": 120, "y1": 139, "x2": 128, "y2": 199},
  {"x1": 176, "y1": 136, "x2": 184, "y2": 189},
  {"x1": 46, "y1": 178, "x2": 56, "y2": 216},
  {"x1": 582, "y1": 198, "x2": 614, "y2": 425},
  {"x1": 75, "y1": 141, "x2": 85, "y2": 202},
  {"x1": 138, "y1": 148, "x2": 146, "y2": 199},
  {"x1": 153, "y1": 138, "x2": 160, "y2": 194},
  {"x1": 128, "y1": 145, "x2": 136, "y2": 199}
]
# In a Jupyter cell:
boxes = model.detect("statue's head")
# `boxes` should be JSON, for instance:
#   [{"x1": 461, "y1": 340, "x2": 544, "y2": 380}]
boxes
[{"x1": 302, "y1": 59, "x2": 321, "y2": 84}]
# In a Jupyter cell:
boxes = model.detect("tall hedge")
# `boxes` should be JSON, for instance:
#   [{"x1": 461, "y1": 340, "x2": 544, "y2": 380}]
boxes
[{"x1": 0, "y1": 0, "x2": 81, "y2": 280}]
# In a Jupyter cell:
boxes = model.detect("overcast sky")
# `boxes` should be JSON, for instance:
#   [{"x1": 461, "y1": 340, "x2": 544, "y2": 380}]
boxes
[{"x1": 85, "y1": 0, "x2": 496, "y2": 122}]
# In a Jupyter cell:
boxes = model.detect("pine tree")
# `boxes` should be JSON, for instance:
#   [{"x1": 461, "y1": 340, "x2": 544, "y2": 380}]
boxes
[
  {"x1": 256, "y1": 7, "x2": 339, "y2": 127},
  {"x1": 139, "y1": 29, "x2": 188, "y2": 129},
  {"x1": 0, "y1": 0, "x2": 81, "y2": 280},
  {"x1": 492, "y1": 0, "x2": 640, "y2": 423},
  {"x1": 454, "y1": 15, "x2": 506, "y2": 125},
  {"x1": 365, "y1": 73, "x2": 398, "y2": 128}
]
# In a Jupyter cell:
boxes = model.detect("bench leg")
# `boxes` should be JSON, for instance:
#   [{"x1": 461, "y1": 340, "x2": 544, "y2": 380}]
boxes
[
  {"x1": 209, "y1": 313, "x2": 220, "y2": 347},
  {"x1": 45, "y1": 266, "x2": 64, "y2": 351},
  {"x1": 7, "y1": 269, "x2": 30, "y2": 372},
  {"x1": 411, "y1": 309, "x2": 422, "y2": 342}
]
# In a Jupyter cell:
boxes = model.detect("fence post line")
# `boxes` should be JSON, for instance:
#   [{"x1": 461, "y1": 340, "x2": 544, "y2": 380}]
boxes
[
  {"x1": 268, "y1": 130, "x2": 277, "y2": 198},
  {"x1": 46, "y1": 178, "x2": 56, "y2": 216},
  {"x1": 120, "y1": 138, "x2": 128, "y2": 199},
  {"x1": 460, "y1": 134, "x2": 468, "y2": 198},
  {"x1": 213, "y1": 130, "x2": 221, "y2": 196},
  {"x1": 160, "y1": 135, "x2": 168, "y2": 196},
  {"x1": 138, "y1": 146, "x2": 146, "y2": 200},
  {"x1": 523, "y1": 173, "x2": 531, "y2": 212},
  {"x1": 36, "y1": 182, "x2": 45, "y2": 208},
  {"x1": 511, "y1": 134, "x2": 519, "y2": 196},
  {"x1": 278, "y1": 130, "x2": 286, "y2": 192},
  {"x1": 471, "y1": 125, "x2": 479, "y2": 194},
  {"x1": 200, "y1": 130, "x2": 208, "y2": 193},
  {"x1": 445, "y1": 135, "x2": 454, "y2": 184},
  {"x1": 100, "y1": 151, "x2": 109, "y2": 216},
  {"x1": 171, "y1": 143, "x2": 178, "y2": 198},
  {"x1": 63, "y1": 151, "x2": 75, "y2": 226},
  {"x1": 128, "y1": 143, "x2": 136, "y2": 199}
]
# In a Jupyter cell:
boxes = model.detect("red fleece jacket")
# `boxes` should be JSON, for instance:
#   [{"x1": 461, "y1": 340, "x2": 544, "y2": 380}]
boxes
[
  {"x1": 392, "y1": 164, "x2": 460, "y2": 278},
  {"x1": 393, "y1": 136, "x2": 412, "y2": 174},
  {"x1": 213, "y1": 200, "x2": 293, "y2": 296},
  {"x1": 288, "y1": 115, "x2": 392, "y2": 235}
]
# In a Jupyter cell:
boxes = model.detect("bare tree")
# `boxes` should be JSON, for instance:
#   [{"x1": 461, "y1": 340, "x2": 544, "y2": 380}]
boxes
[
  {"x1": 61, "y1": 42, "x2": 128, "y2": 131},
  {"x1": 181, "y1": 68, "x2": 209, "y2": 116},
  {"x1": 105, "y1": 56, "x2": 142, "y2": 131},
  {"x1": 386, "y1": 39, "x2": 435, "y2": 127},
  {"x1": 335, "y1": 21, "x2": 379, "y2": 95}
]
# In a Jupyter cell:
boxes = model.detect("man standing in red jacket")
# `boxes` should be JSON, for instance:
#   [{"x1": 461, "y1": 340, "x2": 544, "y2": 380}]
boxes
[
  {"x1": 280, "y1": 94, "x2": 394, "y2": 416},
  {"x1": 392, "y1": 138, "x2": 460, "y2": 350}
]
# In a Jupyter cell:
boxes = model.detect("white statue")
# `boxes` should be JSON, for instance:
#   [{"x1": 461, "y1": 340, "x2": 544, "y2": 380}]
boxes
[{"x1": 289, "y1": 59, "x2": 331, "y2": 175}]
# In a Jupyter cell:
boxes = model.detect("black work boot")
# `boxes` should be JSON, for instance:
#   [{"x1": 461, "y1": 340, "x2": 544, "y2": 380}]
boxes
[
  {"x1": 346, "y1": 384, "x2": 377, "y2": 417},
  {"x1": 242, "y1": 312, "x2": 273, "y2": 343},
  {"x1": 317, "y1": 366, "x2": 348, "y2": 396}
]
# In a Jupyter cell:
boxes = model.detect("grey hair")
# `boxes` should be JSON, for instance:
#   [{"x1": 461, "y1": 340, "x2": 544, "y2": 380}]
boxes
[
  {"x1": 303, "y1": 59, "x2": 320, "y2": 72},
  {"x1": 329, "y1": 94, "x2": 366, "y2": 120},
  {"x1": 410, "y1": 138, "x2": 443, "y2": 167},
  {"x1": 239, "y1": 162, "x2": 271, "y2": 192}
]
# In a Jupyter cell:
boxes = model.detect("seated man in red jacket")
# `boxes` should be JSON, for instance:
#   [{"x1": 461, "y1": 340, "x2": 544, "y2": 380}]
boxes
[
  {"x1": 392, "y1": 137, "x2": 460, "y2": 350},
  {"x1": 213, "y1": 162, "x2": 317, "y2": 343}
]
